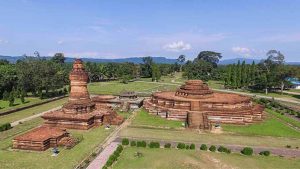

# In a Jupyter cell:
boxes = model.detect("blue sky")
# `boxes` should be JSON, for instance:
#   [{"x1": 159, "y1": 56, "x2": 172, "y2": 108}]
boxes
[{"x1": 0, "y1": 0, "x2": 299, "y2": 61}]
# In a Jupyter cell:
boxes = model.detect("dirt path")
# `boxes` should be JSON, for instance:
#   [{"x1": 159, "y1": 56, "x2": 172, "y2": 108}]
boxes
[
  {"x1": 115, "y1": 137, "x2": 300, "y2": 157},
  {"x1": 10, "y1": 106, "x2": 62, "y2": 127},
  {"x1": 86, "y1": 110, "x2": 138, "y2": 169}
]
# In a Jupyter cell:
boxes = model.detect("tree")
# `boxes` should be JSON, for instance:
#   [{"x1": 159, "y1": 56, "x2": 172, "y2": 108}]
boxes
[
  {"x1": 2, "y1": 91, "x2": 9, "y2": 101},
  {"x1": 151, "y1": 64, "x2": 161, "y2": 82},
  {"x1": 183, "y1": 60, "x2": 213, "y2": 81},
  {"x1": 194, "y1": 51, "x2": 222, "y2": 67},
  {"x1": 177, "y1": 55, "x2": 186, "y2": 71},
  {"x1": 140, "y1": 56, "x2": 153, "y2": 77},
  {"x1": 8, "y1": 92, "x2": 14, "y2": 107},
  {"x1": 0, "y1": 59, "x2": 9, "y2": 65},
  {"x1": 20, "y1": 91, "x2": 25, "y2": 104},
  {"x1": 52, "y1": 53, "x2": 65, "y2": 64}
]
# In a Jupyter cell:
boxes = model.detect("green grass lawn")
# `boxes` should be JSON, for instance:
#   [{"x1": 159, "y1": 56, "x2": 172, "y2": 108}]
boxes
[
  {"x1": 222, "y1": 114, "x2": 300, "y2": 138},
  {"x1": 113, "y1": 147, "x2": 300, "y2": 169},
  {"x1": 88, "y1": 81, "x2": 178, "y2": 96},
  {"x1": 265, "y1": 109, "x2": 300, "y2": 129},
  {"x1": 0, "y1": 97, "x2": 43, "y2": 113},
  {"x1": 120, "y1": 127, "x2": 300, "y2": 148},
  {"x1": 288, "y1": 89, "x2": 300, "y2": 93},
  {"x1": 0, "y1": 126, "x2": 113, "y2": 169},
  {"x1": 131, "y1": 109, "x2": 183, "y2": 129},
  {"x1": 0, "y1": 98, "x2": 68, "y2": 124}
]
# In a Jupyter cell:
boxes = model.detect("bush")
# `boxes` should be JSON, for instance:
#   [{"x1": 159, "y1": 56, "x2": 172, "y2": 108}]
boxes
[
  {"x1": 200, "y1": 144, "x2": 207, "y2": 151},
  {"x1": 185, "y1": 145, "x2": 190, "y2": 149},
  {"x1": 164, "y1": 143, "x2": 171, "y2": 148},
  {"x1": 0, "y1": 123, "x2": 12, "y2": 132},
  {"x1": 102, "y1": 166, "x2": 108, "y2": 169},
  {"x1": 149, "y1": 142, "x2": 160, "y2": 148},
  {"x1": 116, "y1": 145, "x2": 123, "y2": 152},
  {"x1": 105, "y1": 159, "x2": 113, "y2": 167},
  {"x1": 241, "y1": 147, "x2": 253, "y2": 155},
  {"x1": 189, "y1": 144, "x2": 195, "y2": 150},
  {"x1": 217, "y1": 146, "x2": 231, "y2": 154},
  {"x1": 177, "y1": 143, "x2": 185, "y2": 149},
  {"x1": 286, "y1": 145, "x2": 291, "y2": 148},
  {"x1": 130, "y1": 140, "x2": 136, "y2": 147},
  {"x1": 8, "y1": 92, "x2": 14, "y2": 107},
  {"x1": 209, "y1": 145, "x2": 216, "y2": 152},
  {"x1": 137, "y1": 141, "x2": 147, "y2": 147},
  {"x1": 218, "y1": 146, "x2": 226, "y2": 152},
  {"x1": 122, "y1": 138, "x2": 129, "y2": 145},
  {"x1": 259, "y1": 151, "x2": 271, "y2": 156}
]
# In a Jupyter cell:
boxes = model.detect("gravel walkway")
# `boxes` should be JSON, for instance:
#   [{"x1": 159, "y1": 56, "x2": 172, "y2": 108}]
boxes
[{"x1": 10, "y1": 106, "x2": 62, "y2": 127}]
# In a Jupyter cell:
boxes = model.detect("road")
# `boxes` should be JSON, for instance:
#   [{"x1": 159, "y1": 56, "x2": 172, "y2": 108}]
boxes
[{"x1": 10, "y1": 106, "x2": 62, "y2": 127}]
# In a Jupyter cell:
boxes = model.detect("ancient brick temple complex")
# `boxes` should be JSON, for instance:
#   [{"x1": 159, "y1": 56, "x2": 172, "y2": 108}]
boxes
[
  {"x1": 144, "y1": 80, "x2": 264, "y2": 129},
  {"x1": 42, "y1": 59, "x2": 123, "y2": 129},
  {"x1": 13, "y1": 59, "x2": 123, "y2": 151}
]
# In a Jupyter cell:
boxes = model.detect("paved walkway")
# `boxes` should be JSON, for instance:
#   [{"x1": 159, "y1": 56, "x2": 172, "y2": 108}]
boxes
[
  {"x1": 86, "y1": 110, "x2": 138, "y2": 169},
  {"x1": 10, "y1": 106, "x2": 62, "y2": 127},
  {"x1": 115, "y1": 137, "x2": 300, "y2": 157},
  {"x1": 86, "y1": 142, "x2": 119, "y2": 169}
]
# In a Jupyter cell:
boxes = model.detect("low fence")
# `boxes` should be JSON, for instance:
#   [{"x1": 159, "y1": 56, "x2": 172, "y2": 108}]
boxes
[{"x1": 0, "y1": 95, "x2": 67, "y2": 116}]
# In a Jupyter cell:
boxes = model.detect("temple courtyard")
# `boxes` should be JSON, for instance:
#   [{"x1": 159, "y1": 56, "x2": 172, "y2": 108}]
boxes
[{"x1": 0, "y1": 64, "x2": 299, "y2": 168}]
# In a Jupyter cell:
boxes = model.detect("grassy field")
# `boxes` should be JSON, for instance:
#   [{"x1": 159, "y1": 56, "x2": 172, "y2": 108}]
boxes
[
  {"x1": 131, "y1": 109, "x2": 183, "y2": 129},
  {"x1": 120, "y1": 127, "x2": 300, "y2": 148},
  {"x1": 222, "y1": 114, "x2": 300, "y2": 138},
  {"x1": 0, "y1": 126, "x2": 113, "y2": 169},
  {"x1": 88, "y1": 81, "x2": 178, "y2": 96},
  {"x1": 0, "y1": 97, "x2": 43, "y2": 113},
  {"x1": 0, "y1": 98, "x2": 68, "y2": 124},
  {"x1": 265, "y1": 109, "x2": 300, "y2": 128},
  {"x1": 113, "y1": 147, "x2": 300, "y2": 169}
]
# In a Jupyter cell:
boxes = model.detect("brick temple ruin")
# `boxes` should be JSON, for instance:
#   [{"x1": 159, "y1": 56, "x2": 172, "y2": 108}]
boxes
[
  {"x1": 13, "y1": 59, "x2": 124, "y2": 151},
  {"x1": 92, "y1": 91, "x2": 143, "y2": 112},
  {"x1": 144, "y1": 80, "x2": 264, "y2": 129}
]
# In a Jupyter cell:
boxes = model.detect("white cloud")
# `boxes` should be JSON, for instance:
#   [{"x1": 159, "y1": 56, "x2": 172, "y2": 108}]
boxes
[
  {"x1": 163, "y1": 41, "x2": 191, "y2": 52},
  {"x1": 231, "y1": 46, "x2": 266, "y2": 57},
  {"x1": 57, "y1": 40, "x2": 64, "y2": 45},
  {"x1": 0, "y1": 39, "x2": 8, "y2": 44}
]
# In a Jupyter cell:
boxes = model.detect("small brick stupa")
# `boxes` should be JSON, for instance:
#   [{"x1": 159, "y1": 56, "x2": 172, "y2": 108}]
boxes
[
  {"x1": 42, "y1": 59, "x2": 123, "y2": 129},
  {"x1": 144, "y1": 80, "x2": 264, "y2": 129}
]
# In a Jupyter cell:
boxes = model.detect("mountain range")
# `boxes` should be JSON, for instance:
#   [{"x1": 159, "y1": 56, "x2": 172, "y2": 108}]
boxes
[{"x1": 0, "y1": 55, "x2": 299, "y2": 65}]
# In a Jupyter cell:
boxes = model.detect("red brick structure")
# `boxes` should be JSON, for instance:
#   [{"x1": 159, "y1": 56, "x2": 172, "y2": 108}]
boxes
[
  {"x1": 42, "y1": 59, "x2": 123, "y2": 129},
  {"x1": 13, "y1": 126, "x2": 69, "y2": 151},
  {"x1": 13, "y1": 59, "x2": 123, "y2": 151},
  {"x1": 144, "y1": 80, "x2": 264, "y2": 129}
]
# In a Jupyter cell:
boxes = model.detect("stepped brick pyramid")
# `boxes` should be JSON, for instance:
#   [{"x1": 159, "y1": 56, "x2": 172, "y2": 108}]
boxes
[
  {"x1": 13, "y1": 59, "x2": 123, "y2": 151},
  {"x1": 144, "y1": 80, "x2": 264, "y2": 129}
]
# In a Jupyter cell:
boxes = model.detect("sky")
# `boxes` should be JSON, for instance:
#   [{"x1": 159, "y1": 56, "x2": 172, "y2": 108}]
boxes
[{"x1": 0, "y1": 0, "x2": 300, "y2": 61}]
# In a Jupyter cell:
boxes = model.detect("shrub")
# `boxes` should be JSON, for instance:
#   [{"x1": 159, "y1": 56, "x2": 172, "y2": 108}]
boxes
[
  {"x1": 105, "y1": 159, "x2": 113, "y2": 167},
  {"x1": 241, "y1": 147, "x2": 253, "y2": 155},
  {"x1": 149, "y1": 142, "x2": 160, "y2": 148},
  {"x1": 200, "y1": 144, "x2": 207, "y2": 151},
  {"x1": 286, "y1": 145, "x2": 291, "y2": 148},
  {"x1": 116, "y1": 145, "x2": 123, "y2": 152},
  {"x1": 0, "y1": 123, "x2": 12, "y2": 132},
  {"x1": 218, "y1": 146, "x2": 226, "y2": 152},
  {"x1": 189, "y1": 144, "x2": 195, "y2": 150},
  {"x1": 225, "y1": 148, "x2": 231, "y2": 154},
  {"x1": 137, "y1": 141, "x2": 147, "y2": 147},
  {"x1": 259, "y1": 151, "x2": 271, "y2": 156},
  {"x1": 130, "y1": 141, "x2": 136, "y2": 147},
  {"x1": 209, "y1": 145, "x2": 216, "y2": 152},
  {"x1": 122, "y1": 138, "x2": 129, "y2": 145},
  {"x1": 177, "y1": 143, "x2": 185, "y2": 149},
  {"x1": 185, "y1": 145, "x2": 190, "y2": 149},
  {"x1": 164, "y1": 143, "x2": 171, "y2": 148},
  {"x1": 102, "y1": 166, "x2": 108, "y2": 169}
]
